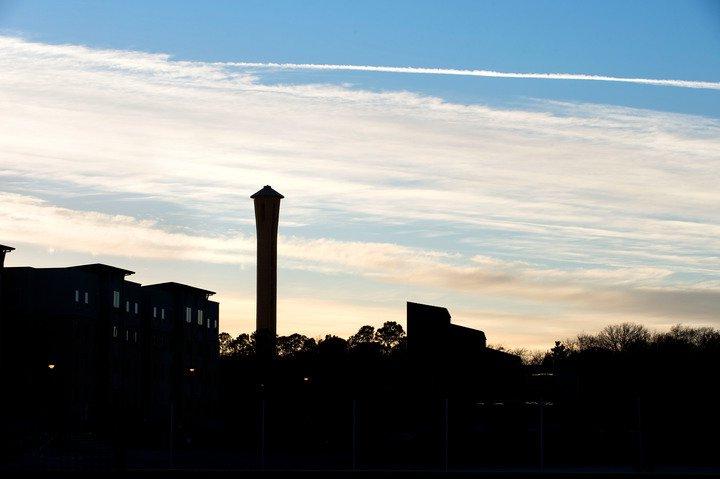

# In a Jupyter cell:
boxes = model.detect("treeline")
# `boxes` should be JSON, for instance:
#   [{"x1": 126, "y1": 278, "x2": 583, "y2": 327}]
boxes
[
  {"x1": 219, "y1": 321, "x2": 720, "y2": 364},
  {"x1": 218, "y1": 321, "x2": 407, "y2": 359},
  {"x1": 501, "y1": 322, "x2": 720, "y2": 366}
]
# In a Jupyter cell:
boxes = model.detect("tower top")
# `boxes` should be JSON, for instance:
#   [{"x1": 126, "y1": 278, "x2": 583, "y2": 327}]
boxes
[{"x1": 251, "y1": 185, "x2": 284, "y2": 199}]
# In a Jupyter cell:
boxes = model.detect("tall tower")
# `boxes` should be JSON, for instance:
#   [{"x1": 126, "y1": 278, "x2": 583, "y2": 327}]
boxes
[{"x1": 251, "y1": 185, "x2": 283, "y2": 360}]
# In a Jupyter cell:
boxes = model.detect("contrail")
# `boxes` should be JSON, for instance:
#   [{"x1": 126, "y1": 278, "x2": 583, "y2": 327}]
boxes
[{"x1": 228, "y1": 62, "x2": 720, "y2": 91}]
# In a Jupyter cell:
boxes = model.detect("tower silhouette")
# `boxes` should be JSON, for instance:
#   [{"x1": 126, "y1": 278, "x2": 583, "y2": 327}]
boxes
[{"x1": 251, "y1": 185, "x2": 284, "y2": 360}]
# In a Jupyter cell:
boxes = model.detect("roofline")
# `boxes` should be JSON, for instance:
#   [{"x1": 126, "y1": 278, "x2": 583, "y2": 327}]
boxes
[
  {"x1": 143, "y1": 282, "x2": 216, "y2": 297},
  {"x1": 72, "y1": 264, "x2": 135, "y2": 276},
  {"x1": 0, "y1": 244, "x2": 15, "y2": 253},
  {"x1": 450, "y1": 324, "x2": 486, "y2": 335},
  {"x1": 407, "y1": 301, "x2": 452, "y2": 315},
  {"x1": 251, "y1": 185, "x2": 284, "y2": 199}
]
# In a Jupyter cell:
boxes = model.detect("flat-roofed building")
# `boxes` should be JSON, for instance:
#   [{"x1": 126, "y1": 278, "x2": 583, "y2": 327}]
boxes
[
  {"x1": 406, "y1": 301, "x2": 522, "y2": 395},
  {"x1": 0, "y1": 249, "x2": 219, "y2": 442}
]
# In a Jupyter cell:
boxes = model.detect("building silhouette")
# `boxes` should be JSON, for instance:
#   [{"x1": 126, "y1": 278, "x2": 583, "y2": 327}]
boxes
[
  {"x1": 0, "y1": 249, "x2": 219, "y2": 443},
  {"x1": 252, "y1": 185, "x2": 283, "y2": 360},
  {"x1": 406, "y1": 301, "x2": 522, "y2": 395},
  {"x1": 0, "y1": 244, "x2": 13, "y2": 268}
]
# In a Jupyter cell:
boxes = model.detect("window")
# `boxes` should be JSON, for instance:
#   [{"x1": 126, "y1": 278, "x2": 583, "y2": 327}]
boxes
[
  {"x1": 185, "y1": 307, "x2": 191, "y2": 323},
  {"x1": 113, "y1": 291, "x2": 120, "y2": 308},
  {"x1": 74, "y1": 290, "x2": 79, "y2": 302},
  {"x1": 125, "y1": 301, "x2": 130, "y2": 312},
  {"x1": 206, "y1": 317, "x2": 211, "y2": 329},
  {"x1": 153, "y1": 306, "x2": 157, "y2": 318},
  {"x1": 84, "y1": 292, "x2": 89, "y2": 304},
  {"x1": 134, "y1": 302, "x2": 139, "y2": 314},
  {"x1": 197, "y1": 310, "x2": 203, "y2": 326},
  {"x1": 125, "y1": 330, "x2": 129, "y2": 341},
  {"x1": 214, "y1": 319, "x2": 218, "y2": 329},
  {"x1": 161, "y1": 308, "x2": 165, "y2": 320},
  {"x1": 134, "y1": 331, "x2": 138, "y2": 343},
  {"x1": 112, "y1": 325, "x2": 118, "y2": 338}
]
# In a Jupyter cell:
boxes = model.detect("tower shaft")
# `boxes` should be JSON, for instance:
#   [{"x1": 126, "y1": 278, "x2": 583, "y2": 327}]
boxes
[
  {"x1": 255, "y1": 199, "x2": 280, "y2": 335},
  {"x1": 251, "y1": 186, "x2": 284, "y2": 360}
]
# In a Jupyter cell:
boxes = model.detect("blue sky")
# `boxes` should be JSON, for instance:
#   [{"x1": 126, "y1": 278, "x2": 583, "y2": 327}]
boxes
[
  {"x1": 3, "y1": 0, "x2": 719, "y2": 115},
  {"x1": 0, "y1": 1, "x2": 719, "y2": 349}
]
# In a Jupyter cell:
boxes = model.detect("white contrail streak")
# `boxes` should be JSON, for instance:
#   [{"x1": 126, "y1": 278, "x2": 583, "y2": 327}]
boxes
[{"x1": 228, "y1": 62, "x2": 720, "y2": 91}]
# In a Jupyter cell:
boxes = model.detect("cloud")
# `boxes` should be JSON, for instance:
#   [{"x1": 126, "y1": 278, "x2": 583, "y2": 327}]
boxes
[
  {"x1": 228, "y1": 62, "x2": 720, "y2": 91},
  {"x1": 3, "y1": 192, "x2": 719, "y2": 328},
  {"x1": 1, "y1": 36, "x2": 719, "y2": 345}
]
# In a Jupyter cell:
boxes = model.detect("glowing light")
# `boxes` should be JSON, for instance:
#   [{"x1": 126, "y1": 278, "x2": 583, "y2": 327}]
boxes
[{"x1": 47, "y1": 363, "x2": 55, "y2": 370}]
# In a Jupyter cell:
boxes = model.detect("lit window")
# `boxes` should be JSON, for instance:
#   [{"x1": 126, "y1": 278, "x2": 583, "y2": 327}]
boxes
[
  {"x1": 185, "y1": 307, "x2": 191, "y2": 323},
  {"x1": 125, "y1": 330, "x2": 129, "y2": 341},
  {"x1": 112, "y1": 325, "x2": 118, "y2": 338},
  {"x1": 113, "y1": 291, "x2": 120, "y2": 308},
  {"x1": 134, "y1": 302, "x2": 139, "y2": 314},
  {"x1": 134, "y1": 331, "x2": 138, "y2": 343},
  {"x1": 197, "y1": 310, "x2": 203, "y2": 326},
  {"x1": 153, "y1": 306, "x2": 157, "y2": 318},
  {"x1": 214, "y1": 320, "x2": 218, "y2": 329},
  {"x1": 206, "y1": 317, "x2": 211, "y2": 329},
  {"x1": 161, "y1": 308, "x2": 165, "y2": 320},
  {"x1": 84, "y1": 292, "x2": 89, "y2": 304},
  {"x1": 74, "y1": 290, "x2": 79, "y2": 302},
  {"x1": 125, "y1": 301, "x2": 130, "y2": 312}
]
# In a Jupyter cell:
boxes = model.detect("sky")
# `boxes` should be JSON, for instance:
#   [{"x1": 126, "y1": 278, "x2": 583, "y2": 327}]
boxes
[{"x1": 0, "y1": 0, "x2": 719, "y2": 349}]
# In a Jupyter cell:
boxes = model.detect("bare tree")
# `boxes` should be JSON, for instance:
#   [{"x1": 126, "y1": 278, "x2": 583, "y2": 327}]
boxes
[{"x1": 595, "y1": 323, "x2": 650, "y2": 352}]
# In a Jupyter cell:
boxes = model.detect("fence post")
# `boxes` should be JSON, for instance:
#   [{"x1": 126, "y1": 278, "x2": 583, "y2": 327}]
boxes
[
  {"x1": 259, "y1": 398, "x2": 266, "y2": 469},
  {"x1": 539, "y1": 398, "x2": 545, "y2": 471},
  {"x1": 352, "y1": 399, "x2": 358, "y2": 470},
  {"x1": 443, "y1": 398, "x2": 449, "y2": 472}
]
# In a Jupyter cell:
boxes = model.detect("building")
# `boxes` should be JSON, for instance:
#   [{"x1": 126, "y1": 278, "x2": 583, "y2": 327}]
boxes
[
  {"x1": 0, "y1": 247, "x2": 219, "y2": 443},
  {"x1": 406, "y1": 301, "x2": 522, "y2": 394}
]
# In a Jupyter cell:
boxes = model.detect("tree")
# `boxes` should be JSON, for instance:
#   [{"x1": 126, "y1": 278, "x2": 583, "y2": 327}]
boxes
[
  {"x1": 318, "y1": 335, "x2": 348, "y2": 356},
  {"x1": 219, "y1": 332, "x2": 234, "y2": 357},
  {"x1": 654, "y1": 324, "x2": 720, "y2": 352},
  {"x1": 229, "y1": 333, "x2": 255, "y2": 358},
  {"x1": 596, "y1": 323, "x2": 650, "y2": 352},
  {"x1": 348, "y1": 325, "x2": 376, "y2": 349},
  {"x1": 375, "y1": 321, "x2": 405, "y2": 352},
  {"x1": 550, "y1": 340, "x2": 568, "y2": 360},
  {"x1": 277, "y1": 333, "x2": 317, "y2": 358}
]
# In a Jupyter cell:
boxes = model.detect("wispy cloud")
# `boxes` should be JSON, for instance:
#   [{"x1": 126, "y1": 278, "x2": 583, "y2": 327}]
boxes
[
  {"x1": 3, "y1": 192, "x2": 719, "y2": 328},
  {"x1": 229, "y1": 62, "x2": 720, "y2": 90},
  {"x1": 1, "y1": 36, "x2": 719, "y2": 346}
]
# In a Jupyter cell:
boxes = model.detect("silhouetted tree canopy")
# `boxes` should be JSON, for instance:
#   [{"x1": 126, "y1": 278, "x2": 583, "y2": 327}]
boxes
[
  {"x1": 374, "y1": 321, "x2": 405, "y2": 351},
  {"x1": 218, "y1": 322, "x2": 720, "y2": 366},
  {"x1": 219, "y1": 332, "x2": 256, "y2": 358},
  {"x1": 218, "y1": 332, "x2": 234, "y2": 357},
  {"x1": 277, "y1": 333, "x2": 317, "y2": 358},
  {"x1": 348, "y1": 325, "x2": 375, "y2": 349},
  {"x1": 318, "y1": 335, "x2": 348, "y2": 356}
]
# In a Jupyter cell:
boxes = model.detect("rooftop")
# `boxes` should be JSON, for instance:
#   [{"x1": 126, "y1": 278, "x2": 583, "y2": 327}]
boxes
[
  {"x1": 407, "y1": 301, "x2": 451, "y2": 320},
  {"x1": 0, "y1": 244, "x2": 15, "y2": 253},
  {"x1": 144, "y1": 281, "x2": 216, "y2": 297},
  {"x1": 72, "y1": 263, "x2": 135, "y2": 276},
  {"x1": 251, "y1": 185, "x2": 284, "y2": 199}
]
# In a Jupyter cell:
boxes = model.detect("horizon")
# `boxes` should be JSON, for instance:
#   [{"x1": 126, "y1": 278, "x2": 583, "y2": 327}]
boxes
[{"x1": 1, "y1": 1, "x2": 719, "y2": 350}]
